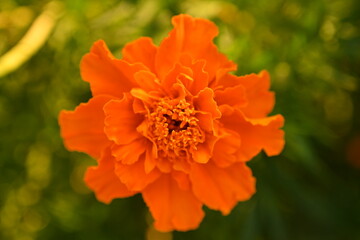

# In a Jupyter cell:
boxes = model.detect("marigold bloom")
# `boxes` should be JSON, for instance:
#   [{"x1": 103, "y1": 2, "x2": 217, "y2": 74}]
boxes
[{"x1": 59, "y1": 14, "x2": 285, "y2": 232}]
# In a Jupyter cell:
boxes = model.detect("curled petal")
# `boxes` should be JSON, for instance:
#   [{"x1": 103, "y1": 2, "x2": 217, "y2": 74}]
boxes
[
  {"x1": 218, "y1": 71, "x2": 275, "y2": 118},
  {"x1": 143, "y1": 174, "x2": 204, "y2": 232},
  {"x1": 179, "y1": 54, "x2": 209, "y2": 95},
  {"x1": 239, "y1": 71, "x2": 275, "y2": 118},
  {"x1": 111, "y1": 137, "x2": 149, "y2": 165},
  {"x1": 214, "y1": 85, "x2": 247, "y2": 108},
  {"x1": 81, "y1": 40, "x2": 147, "y2": 98},
  {"x1": 190, "y1": 162, "x2": 256, "y2": 215},
  {"x1": 115, "y1": 155, "x2": 161, "y2": 192},
  {"x1": 134, "y1": 70, "x2": 162, "y2": 92},
  {"x1": 59, "y1": 95, "x2": 112, "y2": 159},
  {"x1": 220, "y1": 106, "x2": 285, "y2": 161},
  {"x1": 84, "y1": 148, "x2": 136, "y2": 204},
  {"x1": 212, "y1": 130, "x2": 242, "y2": 167},
  {"x1": 155, "y1": 14, "x2": 236, "y2": 81},
  {"x1": 172, "y1": 171, "x2": 191, "y2": 191},
  {"x1": 162, "y1": 63, "x2": 193, "y2": 97},
  {"x1": 130, "y1": 88, "x2": 161, "y2": 104},
  {"x1": 104, "y1": 95, "x2": 144, "y2": 145},
  {"x1": 122, "y1": 37, "x2": 158, "y2": 72},
  {"x1": 193, "y1": 88, "x2": 221, "y2": 119},
  {"x1": 195, "y1": 112, "x2": 214, "y2": 132},
  {"x1": 191, "y1": 133, "x2": 218, "y2": 164}
]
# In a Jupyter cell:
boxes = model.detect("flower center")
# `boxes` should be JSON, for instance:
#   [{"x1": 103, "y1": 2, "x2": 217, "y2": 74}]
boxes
[{"x1": 147, "y1": 98, "x2": 204, "y2": 159}]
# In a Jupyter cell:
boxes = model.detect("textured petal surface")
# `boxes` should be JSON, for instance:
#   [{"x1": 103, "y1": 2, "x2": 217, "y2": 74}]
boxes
[
  {"x1": 193, "y1": 88, "x2": 221, "y2": 119},
  {"x1": 143, "y1": 174, "x2": 204, "y2": 232},
  {"x1": 214, "y1": 85, "x2": 247, "y2": 108},
  {"x1": 59, "y1": 95, "x2": 112, "y2": 159},
  {"x1": 212, "y1": 130, "x2": 242, "y2": 167},
  {"x1": 190, "y1": 162, "x2": 256, "y2": 215},
  {"x1": 115, "y1": 156, "x2": 161, "y2": 191},
  {"x1": 111, "y1": 137, "x2": 149, "y2": 165},
  {"x1": 220, "y1": 106, "x2": 285, "y2": 161},
  {"x1": 84, "y1": 148, "x2": 136, "y2": 204},
  {"x1": 218, "y1": 71, "x2": 275, "y2": 118},
  {"x1": 122, "y1": 37, "x2": 158, "y2": 72},
  {"x1": 155, "y1": 14, "x2": 236, "y2": 81},
  {"x1": 238, "y1": 71, "x2": 275, "y2": 118},
  {"x1": 81, "y1": 40, "x2": 147, "y2": 98},
  {"x1": 104, "y1": 95, "x2": 144, "y2": 145}
]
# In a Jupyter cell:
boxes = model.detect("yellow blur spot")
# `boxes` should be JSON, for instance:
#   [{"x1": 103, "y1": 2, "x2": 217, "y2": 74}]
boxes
[
  {"x1": 26, "y1": 145, "x2": 51, "y2": 189},
  {"x1": 0, "y1": 1, "x2": 64, "y2": 78}
]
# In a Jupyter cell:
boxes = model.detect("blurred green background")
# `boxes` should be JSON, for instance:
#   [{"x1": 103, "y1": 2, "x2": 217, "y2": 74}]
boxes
[{"x1": 0, "y1": 0, "x2": 359, "y2": 239}]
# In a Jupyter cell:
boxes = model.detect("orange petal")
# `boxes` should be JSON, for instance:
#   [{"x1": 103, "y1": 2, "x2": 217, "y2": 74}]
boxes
[
  {"x1": 193, "y1": 88, "x2": 221, "y2": 119},
  {"x1": 155, "y1": 157, "x2": 172, "y2": 173},
  {"x1": 143, "y1": 174, "x2": 204, "y2": 232},
  {"x1": 191, "y1": 133, "x2": 218, "y2": 164},
  {"x1": 144, "y1": 143, "x2": 158, "y2": 173},
  {"x1": 214, "y1": 85, "x2": 247, "y2": 108},
  {"x1": 178, "y1": 54, "x2": 209, "y2": 95},
  {"x1": 161, "y1": 63, "x2": 193, "y2": 95},
  {"x1": 59, "y1": 95, "x2": 112, "y2": 159},
  {"x1": 115, "y1": 156, "x2": 161, "y2": 192},
  {"x1": 218, "y1": 71, "x2": 275, "y2": 118},
  {"x1": 84, "y1": 148, "x2": 136, "y2": 204},
  {"x1": 220, "y1": 107, "x2": 285, "y2": 161},
  {"x1": 81, "y1": 40, "x2": 147, "y2": 98},
  {"x1": 171, "y1": 171, "x2": 191, "y2": 191},
  {"x1": 122, "y1": 37, "x2": 158, "y2": 73},
  {"x1": 172, "y1": 157, "x2": 191, "y2": 173},
  {"x1": 111, "y1": 137, "x2": 149, "y2": 165},
  {"x1": 134, "y1": 70, "x2": 162, "y2": 92},
  {"x1": 155, "y1": 14, "x2": 236, "y2": 81},
  {"x1": 130, "y1": 88, "x2": 161, "y2": 104},
  {"x1": 212, "y1": 130, "x2": 242, "y2": 167},
  {"x1": 239, "y1": 71, "x2": 275, "y2": 118},
  {"x1": 190, "y1": 162, "x2": 256, "y2": 215},
  {"x1": 195, "y1": 112, "x2": 214, "y2": 132},
  {"x1": 103, "y1": 95, "x2": 144, "y2": 145}
]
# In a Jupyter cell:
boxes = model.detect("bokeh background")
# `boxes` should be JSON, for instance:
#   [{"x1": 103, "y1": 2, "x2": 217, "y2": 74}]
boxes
[{"x1": 1, "y1": 0, "x2": 359, "y2": 239}]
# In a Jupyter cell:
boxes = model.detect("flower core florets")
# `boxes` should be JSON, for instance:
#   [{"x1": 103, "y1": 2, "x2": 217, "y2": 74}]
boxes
[{"x1": 147, "y1": 98, "x2": 204, "y2": 160}]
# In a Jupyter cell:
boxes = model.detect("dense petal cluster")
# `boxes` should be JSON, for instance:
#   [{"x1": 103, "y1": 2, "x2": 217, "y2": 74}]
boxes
[{"x1": 59, "y1": 14, "x2": 285, "y2": 231}]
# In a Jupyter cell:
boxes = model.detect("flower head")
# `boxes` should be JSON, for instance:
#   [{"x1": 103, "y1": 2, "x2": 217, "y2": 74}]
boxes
[{"x1": 59, "y1": 14, "x2": 285, "y2": 232}]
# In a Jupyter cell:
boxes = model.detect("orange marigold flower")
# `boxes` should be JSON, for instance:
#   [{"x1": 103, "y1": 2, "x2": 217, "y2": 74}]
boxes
[{"x1": 59, "y1": 14, "x2": 285, "y2": 232}]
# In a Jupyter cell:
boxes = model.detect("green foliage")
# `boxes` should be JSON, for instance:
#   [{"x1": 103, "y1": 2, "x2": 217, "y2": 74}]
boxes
[{"x1": 0, "y1": 0, "x2": 359, "y2": 239}]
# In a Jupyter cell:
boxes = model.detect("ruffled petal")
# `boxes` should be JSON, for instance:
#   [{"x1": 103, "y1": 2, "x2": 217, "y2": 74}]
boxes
[
  {"x1": 220, "y1": 106, "x2": 285, "y2": 161},
  {"x1": 193, "y1": 88, "x2": 221, "y2": 119},
  {"x1": 217, "y1": 71, "x2": 275, "y2": 118},
  {"x1": 143, "y1": 174, "x2": 204, "y2": 232},
  {"x1": 59, "y1": 95, "x2": 112, "y2": 159},
  {"x1": 238, "y1": 71, "x2": 275, "y2": 118},
  {"x1": 103, "y1": 95, "x2": 144, "y2": 145},
  {"x1": 134, "y1": 70, "x2": 162, "y2": 92},
  {"x1": 191, "y1": 133, "x2": 218, "y2": 164},
  {"x1": 179, "y1": 54, "x2": 209, "y2": 95},
  {"x1": 111, "y1": 137, "x2": 149, "y2": 165},
  {"x1": 214, "y1": 85, "x2": 247, "y2": 108},
  {"x1": 122, "y1": 37, "x2": 158, "y2": 72},
  {"x1": 81, "y1": 40, "x2": 147, "y2": 98},
  {"x1": 212, "y1": 130, "x2": 242, "y2": 167},
  {"x1": 195, "y1": 112, "x2": 214, "y2": 132},
  {"x1": 161, "y1": 63, "x2": 193, "y2": 97},
  {"x1": 171, "y1": 171, "x2": 191, "y2": 191},
  {"x1": 115, "y1": 156, "x2": 161, "y2": 192},
  {"x1": 84, "y1": 148, "x2": 136, "y2": 204},
  {"x1": 155, "y1": 14, "x2": 236, "y2": 81},
  {"x1": 190, "y1": 162, "x2": 255, "y2": 215}
]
